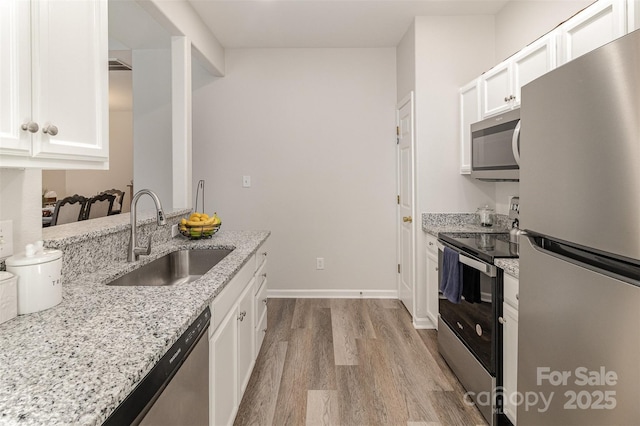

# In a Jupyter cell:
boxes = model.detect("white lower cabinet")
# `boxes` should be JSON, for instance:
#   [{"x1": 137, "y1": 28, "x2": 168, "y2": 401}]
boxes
[
  {"x1": 209, "y1": 237, "x2": 270, "y2": 426},
  {"x1": 501, "y1": 272, "x2": 519, "y2": 425}
]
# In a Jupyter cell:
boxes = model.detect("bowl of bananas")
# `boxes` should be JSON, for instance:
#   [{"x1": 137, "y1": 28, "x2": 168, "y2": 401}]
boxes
[{"x1": 179, "y1": 212, "x2": 222, "y2": 239}]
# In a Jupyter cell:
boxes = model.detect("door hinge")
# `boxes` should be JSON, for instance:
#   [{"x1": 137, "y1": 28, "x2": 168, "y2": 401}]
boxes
[
  {"x1": 397, "y1": 195, "x2": 400, "y2": 204},
  {"x1": 397, "y1": 264, "x2": 401, "y2": 273},
  {"x1": 396, "y1": 126, "x2": 400, "y2": 144}
]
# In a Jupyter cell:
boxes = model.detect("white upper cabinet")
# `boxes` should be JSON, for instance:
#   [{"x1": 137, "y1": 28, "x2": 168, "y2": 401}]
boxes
[
  {"x1": 0, "y1": 0, "x2": 109, "y2": 169},
  {"x1": 459, "y1": 79, "x2": 480, "y2": 174},
  {"x1": 480, "y1": 32, "x2": 557, "y2": 118},
  {"x1": 512, "y1": 34, "x2": 558, "y2": 102},
  {"x1": 559, "y1": 0, "x2": 627, "y2": 64}
]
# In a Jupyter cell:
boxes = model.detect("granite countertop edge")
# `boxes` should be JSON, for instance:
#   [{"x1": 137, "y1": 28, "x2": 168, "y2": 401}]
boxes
[{"x1": 0, "y1": 229, "x2": 270, "y2": 425}]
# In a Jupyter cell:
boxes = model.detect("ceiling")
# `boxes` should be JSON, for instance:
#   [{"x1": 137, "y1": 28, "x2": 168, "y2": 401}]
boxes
[{"x1": 188, "y1": 0, "x2": 509, "y2": 49}]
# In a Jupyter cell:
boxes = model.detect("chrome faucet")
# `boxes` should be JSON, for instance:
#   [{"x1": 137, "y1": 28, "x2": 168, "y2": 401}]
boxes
[{"x1": 128, "y1": 189, "x2": 167, "y2": 262}]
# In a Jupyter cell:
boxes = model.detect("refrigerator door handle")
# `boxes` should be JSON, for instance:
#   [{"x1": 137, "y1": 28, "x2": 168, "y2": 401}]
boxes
[
  {"x1": 512, "y1": 120, "x2": 521, "y2": 166},
  {"x1": 459, "y1": 253, "x2": 497, "y2": 278}
]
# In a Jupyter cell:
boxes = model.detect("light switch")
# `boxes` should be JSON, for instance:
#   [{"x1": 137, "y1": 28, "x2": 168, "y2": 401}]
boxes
[{"x1": 242, "y1": 176, "x2": 251, "y2": 188}]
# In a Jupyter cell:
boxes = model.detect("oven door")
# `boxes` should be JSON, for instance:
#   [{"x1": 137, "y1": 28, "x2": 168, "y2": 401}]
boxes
[{"x1": 437, "y1": 242, "x2": 500, "y2": 375}]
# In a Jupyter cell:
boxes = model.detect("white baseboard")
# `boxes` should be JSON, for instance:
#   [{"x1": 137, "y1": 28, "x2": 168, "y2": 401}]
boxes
[
  {"x1": 413, "y1": 316, "x2": 436, "y2": 329},
  {"x1": 266, "y1": 289, "x2": 398, "y2": 299}
]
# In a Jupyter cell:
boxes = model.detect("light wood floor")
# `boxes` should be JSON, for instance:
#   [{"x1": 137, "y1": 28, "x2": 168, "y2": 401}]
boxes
[{"x1": 234, "y1": 298, "x2": 487, "y2": 426}]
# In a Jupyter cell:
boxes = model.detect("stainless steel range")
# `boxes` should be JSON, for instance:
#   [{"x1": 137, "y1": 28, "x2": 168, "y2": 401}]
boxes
[{"x1": 437, "y1": 232, "x2": 518, "y2": 425}]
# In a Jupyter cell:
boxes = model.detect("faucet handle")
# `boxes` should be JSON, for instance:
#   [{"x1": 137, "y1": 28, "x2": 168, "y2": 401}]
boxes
[
  {"x1": 143, "y1": 236, "x2": 152, "y2": 256},
  {"x1": 134, "y1": 236, "x2": 152, "y2": 257}
]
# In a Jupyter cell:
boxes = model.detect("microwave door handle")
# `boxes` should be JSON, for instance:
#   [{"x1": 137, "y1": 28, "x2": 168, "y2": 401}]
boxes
[
  {"x1": 512, "y1": 120, "x2": 521, "y2": 165},
  {"x1": 458, "y1": 253, "x2": 497, "y2": 278}
]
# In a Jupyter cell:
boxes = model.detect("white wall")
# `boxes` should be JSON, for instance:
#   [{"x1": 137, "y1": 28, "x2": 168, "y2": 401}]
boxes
[
  {"x1": 396, "y1": 20, "x2": 416, "y2": 102},
  {"x1": 133, "y1": 49, "x2": 173, "y2": 213},
  {"x1": 494, "y1": 0, "x2": 592, "y2": 61},
  {"x1": 193, "y1": 48, "x2": 397, "y2": 296},
  {"x1": 0, "y1": 169, "x2": 42, "y2": 254}
]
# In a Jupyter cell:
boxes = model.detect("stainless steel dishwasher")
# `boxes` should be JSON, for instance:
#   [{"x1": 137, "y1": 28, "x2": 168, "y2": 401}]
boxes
[{"x1": 104, "y1": 307, "x2": 210, "y2": 425}]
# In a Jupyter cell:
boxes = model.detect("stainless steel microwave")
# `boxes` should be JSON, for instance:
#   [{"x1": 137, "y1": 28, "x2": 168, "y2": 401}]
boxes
[{"x1": 470, "y1": 108, "x2": 520, "y2": 181}]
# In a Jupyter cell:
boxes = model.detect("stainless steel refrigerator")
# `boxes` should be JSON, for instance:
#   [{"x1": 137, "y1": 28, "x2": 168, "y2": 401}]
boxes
[{"x1": 518, "y1": 29, "x2": 640, "y2": 425}]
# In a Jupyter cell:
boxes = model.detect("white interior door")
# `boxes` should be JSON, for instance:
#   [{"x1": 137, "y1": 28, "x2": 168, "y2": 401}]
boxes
[{"x1": 397, "y1": 93, "x2": 414, "y2": 316}]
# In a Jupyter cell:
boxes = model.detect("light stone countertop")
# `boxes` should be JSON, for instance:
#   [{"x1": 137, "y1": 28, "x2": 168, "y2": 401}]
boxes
[
  {"x1": 0, "y1": 229, "x2": 269, "y2": 425},
  {"x1": 495, "y1": 258, "x2": 520, "y2": 278}
]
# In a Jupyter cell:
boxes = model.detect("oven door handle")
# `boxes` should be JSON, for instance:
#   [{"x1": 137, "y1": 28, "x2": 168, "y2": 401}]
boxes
[{"x1": 459, "y1": 253, "x2": 497, "y2": 278}]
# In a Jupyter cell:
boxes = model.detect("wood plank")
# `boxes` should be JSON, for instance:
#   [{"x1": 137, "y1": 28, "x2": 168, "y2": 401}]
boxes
[
  {"x1": 307, "y1": 307, "x2": 336, "y2": 390},
  {"x1": 356, "y1": 337, "x2": 408, "y2": 425},
  {"x1": 291, "y1": 298, "x2": 331, "y2": 329},
  {"x1": 331, "y1": 299, "x2": 376, "y2": 365},
  {"x1": 305, "y1": 390, "x2": 339, "y2": 426},
  {"x1": 234, "y1": 341, "x2": 288, "y2": 426},
  {"x1": 266, "y1": 298, "x2": 296, "y2": 343},
  {"x1": 272, "y1": 327, "x2": 312, "y2": 425},
  {"x1": 427, "y1": 391, "x2": 488, "y2": 426},
  {"x1": 335, "y1": 365, "x2": 375, "y2": 425}
]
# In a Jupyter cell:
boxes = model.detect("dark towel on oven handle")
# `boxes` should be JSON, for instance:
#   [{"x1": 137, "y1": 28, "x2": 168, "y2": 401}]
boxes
[
  {"x1": 461, "y1": 264, "x2": 482, "y2": 303},
  {"x1": 440, "y1": 246, "x2": 463, "y2": 303}
]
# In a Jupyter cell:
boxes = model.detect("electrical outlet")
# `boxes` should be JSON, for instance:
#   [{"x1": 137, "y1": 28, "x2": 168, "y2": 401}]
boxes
[
  {"x1": 316, "y1": 257, "x2": 325, "y2": 270},
  {"x1": 171, "y1": 224, "x2": 179, "y2": 238},
  {"x1": 0, "y1": 220, "x2": 14, "y2": 259},
  {"x1": 242, "y1": 176, "x2": 251, "y2": 188}
]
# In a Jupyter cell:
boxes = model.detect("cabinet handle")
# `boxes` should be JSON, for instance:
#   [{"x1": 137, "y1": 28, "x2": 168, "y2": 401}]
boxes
[
  {"x1": 498, "y1": 316, "x2": 506, "y2": 324},
  {"x1": 21, "y1": 122, "x2": 39, "y2": 133},
  {"x1": 402, "y1": 216, "x2": 412, "y2": 223},
  {"x1": 43, "y1": 124, "x2": 58, "y2": 136}
]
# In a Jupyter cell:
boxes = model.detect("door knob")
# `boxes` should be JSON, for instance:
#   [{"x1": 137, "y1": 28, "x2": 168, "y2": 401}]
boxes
[{"x1": 402, "y1": 216, "x2": 412, "y2": 223}]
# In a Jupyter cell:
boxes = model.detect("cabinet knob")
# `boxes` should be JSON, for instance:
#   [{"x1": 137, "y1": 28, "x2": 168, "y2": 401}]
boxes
[
  {"x1": 21, "y1": 121, "x2": 39, "y2": 133},
  {"x1": 262, "y1": 328, "x2": 267, "y2": 333},
  {"x1": 516, "y1": 293, "x2": 519, "y2": 300},
  {"x1": 262, "y1": 252, "x2": 267, "y2": 257},
  {"x1": 262, "y1": 273, "x2": 267, "y2": 278},
  {"x1": 435, "y1": 267, "x2": 439, "y2": 271},
  {"x1": 238, "y1": 311, "x2": 247, "y2": 321},
  {"x1": 262, "y1": 299, "x2": 267, "y2": 305},
  {"x1": 428, "y1": 241, "x2": 433, "y2": 246},
  {"x1": 498, "y1": 316, "x2": 506, "y2": 324},
  {"x1": 43, "y1": 124, "x2": 58, "y2": 136}
]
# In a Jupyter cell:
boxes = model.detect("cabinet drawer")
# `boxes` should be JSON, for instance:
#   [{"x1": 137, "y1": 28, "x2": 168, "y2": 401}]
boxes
[
  {"x1": 504, "y1": 272, "x2": 519, "y2": 309},
  {"x1": 211, "y1": 255, "x2": 255, "y2": 331},
  {"x1": 255, "y1": 259, "x2": 267, "y2": 292},
  {"x1": 255, "y1": 278, "x2": 268, "y2": 328},
  {"x1": 426, "y1": 234, "x2": 438, "y2": 255},
  {"x1": 255, "y1": 238, "x2": 269, "y2": 271}
]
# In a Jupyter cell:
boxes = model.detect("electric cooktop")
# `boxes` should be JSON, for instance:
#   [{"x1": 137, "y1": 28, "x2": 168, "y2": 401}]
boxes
[{"x1": 438, "y1": 232, "x2": 519, "y2": 263}]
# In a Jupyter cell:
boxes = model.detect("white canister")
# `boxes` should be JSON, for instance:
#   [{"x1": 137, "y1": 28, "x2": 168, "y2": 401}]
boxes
[
  {"x1": 6, "y1": 243, "x2": 63, "y2": 315},
  {"x1": 0, "y1": 271, "x2": 18, "y2": 324}
]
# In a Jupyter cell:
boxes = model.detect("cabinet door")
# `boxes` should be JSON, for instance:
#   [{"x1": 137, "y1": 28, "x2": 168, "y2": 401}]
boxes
[
  {"x1": 459, "y1": 79, "x2": 480, "y2": 174},
  {"x1": 629, "y1": 0, "x2": 640, "y2": 31},
  {"x1": 31, "y1": 0, "x2": 108, "y2": 162},
  {"x1": 0, "y1": 0, "x2": 32, "y2": 156},
  {"x1": 426, "y1": 252, "x2": 439, "y2": 329},
  {"x1": 512, "y1": 33, "x2": 557, "y2": 104},
  {"x1": 210, "y1": 309, "x2": 238, "y2": 426},
  {"x1": 237, "y1": 279, "x2": 255, "y2": 400},
  {"x1": 559, "y1": 0, "x2": 626, "y2": 64},
  {"x1": 502, "y1": 302, "x2": 519, "y2": 425},
  {"x1": 481, "y1": 61, "x2": 513, "y2": 117}
]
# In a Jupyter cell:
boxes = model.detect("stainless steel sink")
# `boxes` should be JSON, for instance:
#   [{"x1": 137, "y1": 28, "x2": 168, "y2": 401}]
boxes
[{"x1": 107, "y1": 249, "x2": 232, "y2": 287}]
